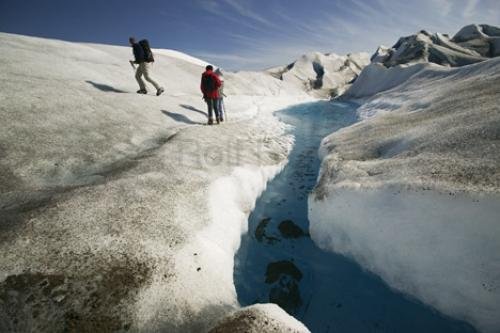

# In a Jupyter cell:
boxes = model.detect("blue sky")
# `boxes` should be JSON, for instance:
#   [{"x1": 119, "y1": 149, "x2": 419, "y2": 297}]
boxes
[{"x1": 1, "y1": 0, "x2": 499, "y2": 70}]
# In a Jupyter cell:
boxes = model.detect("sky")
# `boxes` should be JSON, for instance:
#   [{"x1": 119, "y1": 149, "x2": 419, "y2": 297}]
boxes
[{"x1": 1, "y1": 0, "x2": 499, "y2": 70}]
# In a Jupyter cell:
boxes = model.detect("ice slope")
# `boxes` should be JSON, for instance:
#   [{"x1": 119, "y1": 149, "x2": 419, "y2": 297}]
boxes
[
  {"x1": 452, "y1": 24, "x2": 500, "y2": 57},
  {"x1": 309, "y1": 57, "x2": 500, "y2": 332},
  {"x1": 267, "y1": 52, "x2": 370, "y2": 98},
  {"x1": 341, "y1": 61, "x2": 430, "y2": 100},
  {"x1": 372, "y1": 24, "x2": 500, "y2": 68},
  {"x1": 344, "y1": 24, "x2": 500, "y2": 100},
  {"x1": 0, "y1": 32, "x2": 312, "y2": 332}
]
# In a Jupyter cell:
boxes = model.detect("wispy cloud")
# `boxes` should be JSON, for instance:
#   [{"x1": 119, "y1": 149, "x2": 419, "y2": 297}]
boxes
[
  {"x1": 196, "y1": 0, "x2": 220, "y2": 15},
  {"x1": 193, "y1": 51, "x2": 264, "y2": 64},
  {"x1": 221, "y1": 0, "x2": 276, "y2": 27},
  {"x1": 194, "y1": 0, "x2": 277, "y2": 32},
  {"x1": 463, "y1": 0, "x2": 480, "y2": 18},
  {"x1": 192, "y1": 0, "x2": 499, "y2": 70},
  {"x1": 432, "y1": 0, "x2": 453, "y2": 16}
]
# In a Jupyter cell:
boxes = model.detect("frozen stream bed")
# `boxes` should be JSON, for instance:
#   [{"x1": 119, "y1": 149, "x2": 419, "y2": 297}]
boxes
[{"x1": 233, "y1": 101, "x2": 477, "y2": 333}]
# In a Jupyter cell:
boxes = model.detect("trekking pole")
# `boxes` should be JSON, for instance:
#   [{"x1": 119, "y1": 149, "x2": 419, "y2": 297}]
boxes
[{"x1": 222, "y1": 94, "x2": 227, "y2": 121}]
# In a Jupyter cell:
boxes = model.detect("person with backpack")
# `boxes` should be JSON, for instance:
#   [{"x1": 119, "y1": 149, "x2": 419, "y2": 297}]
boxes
[
  {"x1": 201, "y1": 65, "x2": 222, "y2": 125},
  {"x1": 215, "y1": 68, "x2": 226, "y2": 122},
  {"x1": 129, "y1": 37, "x2": 164, "y2": 96}
]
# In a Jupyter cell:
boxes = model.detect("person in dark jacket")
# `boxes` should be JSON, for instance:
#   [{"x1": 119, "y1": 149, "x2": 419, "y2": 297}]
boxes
[
  {"x1": 129, "y1": 37, "x2": 164, "y2": 96},
  {"x1": 200, "y1": 65, "x2": 222, "y2": 125}
]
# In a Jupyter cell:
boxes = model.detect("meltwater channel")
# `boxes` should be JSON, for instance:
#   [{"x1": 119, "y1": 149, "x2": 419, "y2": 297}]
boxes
[{"x1": 233, "y1": 101, "x2": 477, "y2": 333}]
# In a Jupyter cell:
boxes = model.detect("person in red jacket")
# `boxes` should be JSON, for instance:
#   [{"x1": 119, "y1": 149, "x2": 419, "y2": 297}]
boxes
[{"x1": 200, "y1": 65, "x2": 222, "y2": 125}]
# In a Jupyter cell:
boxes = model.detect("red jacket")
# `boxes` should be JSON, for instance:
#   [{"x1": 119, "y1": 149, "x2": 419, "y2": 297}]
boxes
[{"x1": 200, "y1": 70, "x2": 222, "y2": 99}]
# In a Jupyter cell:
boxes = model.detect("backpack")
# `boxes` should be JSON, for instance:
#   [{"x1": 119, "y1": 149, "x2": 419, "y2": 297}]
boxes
[
  {"x1": 202, "y1": 74, "x2": 216, "y2": 92},
  {"x1": 138, "y1": 39, "x2": 154, "y2": 63}
]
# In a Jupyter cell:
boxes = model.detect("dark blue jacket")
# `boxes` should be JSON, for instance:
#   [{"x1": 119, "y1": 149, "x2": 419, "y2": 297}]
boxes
[{"x1": 132, "y1": 43, "x2": 146, "y2": 63}]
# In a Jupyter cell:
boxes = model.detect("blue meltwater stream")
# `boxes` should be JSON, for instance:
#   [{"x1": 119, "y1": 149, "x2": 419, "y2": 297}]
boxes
[{"x1": 233, "y1": 101, "x2": 477, "y2": 333}]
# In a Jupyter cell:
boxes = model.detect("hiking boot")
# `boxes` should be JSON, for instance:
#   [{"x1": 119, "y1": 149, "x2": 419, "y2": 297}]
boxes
[
  {"x1": 136, "y1": 89, "x2": 147, "y2": 94},
  {"x1": 207, "y1": 119, "x2": 214, "y2": 125},
  {"x1": 156, "y1": 87, "x2": 165, "y2": 96},
  {"x1": 216, "y1": 118, "x2": 220, "y2": 124},
  {"x1": 219, "y1": 117, "x2": 224, "y2": 122}
]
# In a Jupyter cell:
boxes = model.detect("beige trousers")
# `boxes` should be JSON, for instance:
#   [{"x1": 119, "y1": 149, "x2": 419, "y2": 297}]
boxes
[{"x1": 135, "y1": 62, "x2": 161, "y2": 91}]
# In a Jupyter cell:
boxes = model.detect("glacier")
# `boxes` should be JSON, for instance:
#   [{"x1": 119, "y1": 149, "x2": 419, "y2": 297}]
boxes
[
  {"x1": 309, "y1": 28, "x2": 500, "y2": 333},
  {"x1": 0, "y1": 32, "x2": 312, "y2": 332},
  {"x1": 1, "y1": 22, "x2": 499, "y2": 333}
]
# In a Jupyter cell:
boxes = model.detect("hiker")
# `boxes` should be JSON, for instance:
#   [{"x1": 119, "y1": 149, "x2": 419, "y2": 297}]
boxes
[
  {"x1": 215, "y1": 68, "x2": 226, "y2": 122},
  {"x1": 200, "y1": 65, "x2": 222, "y2": 125},
  {"x1": 129, "y1": 37, "x2": 164, "y2": 96}
]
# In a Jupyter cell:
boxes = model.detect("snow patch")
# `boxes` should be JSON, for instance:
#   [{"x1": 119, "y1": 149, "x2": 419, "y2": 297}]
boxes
[{"x1": 268, "y1": 52, "x2": 370, "y2": 98}]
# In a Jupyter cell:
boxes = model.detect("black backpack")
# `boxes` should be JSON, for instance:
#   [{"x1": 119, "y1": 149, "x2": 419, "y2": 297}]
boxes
[
  {"x1": 202, "y1": 74, "x2": 216, "y2": 92},
  {"x1": 138, "y1": 39, "x2": 154, "y2": 63}
]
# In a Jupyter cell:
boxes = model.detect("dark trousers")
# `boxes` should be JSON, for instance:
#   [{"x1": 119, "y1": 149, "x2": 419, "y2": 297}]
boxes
[{"x1": 205, "y1": 98, "x2": 220, "y2": 120}]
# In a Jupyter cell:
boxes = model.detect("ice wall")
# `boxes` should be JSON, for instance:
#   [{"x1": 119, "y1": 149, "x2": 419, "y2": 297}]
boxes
[{"x1": 310, "y1": 55, "x2": 500, "y2": 332}]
